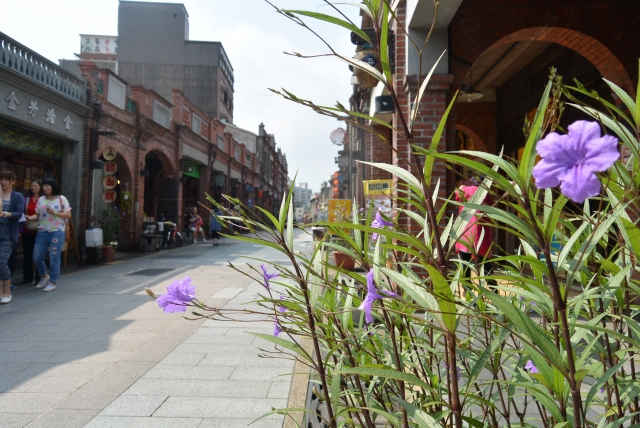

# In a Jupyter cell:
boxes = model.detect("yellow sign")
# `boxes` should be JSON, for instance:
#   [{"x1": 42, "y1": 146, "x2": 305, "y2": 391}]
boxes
[
  {"x1": 363, "y1": 180, "x2": 392, "y2": 216},
  {"x1": 327, "y1": 199, "x2": 351, "y2": 224}
]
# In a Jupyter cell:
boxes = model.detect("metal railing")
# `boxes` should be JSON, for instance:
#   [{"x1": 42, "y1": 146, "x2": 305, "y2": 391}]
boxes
[{"x1": 1, "y1": 32, "x2": 86, "y2": 103}]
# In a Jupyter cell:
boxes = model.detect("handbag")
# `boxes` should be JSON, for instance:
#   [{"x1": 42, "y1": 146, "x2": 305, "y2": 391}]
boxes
[{"x1": 25, "y1": 219, "x2": 39, "y2": 232}]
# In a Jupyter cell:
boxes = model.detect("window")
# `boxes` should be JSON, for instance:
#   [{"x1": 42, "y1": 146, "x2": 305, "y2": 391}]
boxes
[
  {"x1": 217, "y1": 135, "x2": 225, "y2": 151},
  {"x1": 192, "y1": 113, "x2": 202, "y2": 135},
  {"x1": 107, "y1": 74, "x2": 126, "y2": 109},
  {"x1": 153, "y1": 100, "x2": 171, "y2": 129},
  {"x1": 245, "y1": 155, "x2": 252, "y2": 168},
  {"x1": 234, "y1": 147, "x2": 241, "y2": 161}
]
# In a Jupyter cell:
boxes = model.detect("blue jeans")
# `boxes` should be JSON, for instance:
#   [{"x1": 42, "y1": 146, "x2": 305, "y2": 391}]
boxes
[{"x1": 34, "y1": 230, "x2": 65, "y2": 283}]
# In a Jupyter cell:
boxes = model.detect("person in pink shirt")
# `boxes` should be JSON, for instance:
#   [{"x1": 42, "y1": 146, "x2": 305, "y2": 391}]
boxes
[{"x1": 455, "y1": 179, "x2": 497, "y2": 290}]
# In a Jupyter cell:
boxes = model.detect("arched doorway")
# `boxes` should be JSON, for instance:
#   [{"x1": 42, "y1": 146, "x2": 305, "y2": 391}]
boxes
[{"x1": 143, "y1": 150, "x2": 178, "y2": 223}]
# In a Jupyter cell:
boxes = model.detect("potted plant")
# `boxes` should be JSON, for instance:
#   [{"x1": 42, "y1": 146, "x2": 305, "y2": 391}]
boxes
[{"x1": 98, "y1": 208, "x2": 122, "y2": 263}]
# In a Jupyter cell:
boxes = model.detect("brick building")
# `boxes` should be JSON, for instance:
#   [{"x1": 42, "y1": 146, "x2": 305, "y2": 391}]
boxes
[
  {"x1": 350, "y1": 0, "x2": 639, "y2": 250},
  {"x1": 76, "y1": 62, "x2": 287, "y2": 250}
]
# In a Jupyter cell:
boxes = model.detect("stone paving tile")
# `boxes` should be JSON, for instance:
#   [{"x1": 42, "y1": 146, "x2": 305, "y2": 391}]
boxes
[
  {"x1": 84, "y1": 416, "x2": 203, "y2": 428},
  {"x1": 198, "y1": 353, "x2": 296, "y2": 368},
  {"x1": 153, "y1": 397, "x2": 288, "y2": 419},
  {"x1": 0, "y1": 413, "x2": 39, "y2": 428},
  {"x1": 0, "y1": 392, "x2": 67, "y2": 413},
  {"x1": 122, "y1": 379, "x2": 272, "y2": 398},
  {"x1": 156, "y1": 352, "x2": 206, "y2": 366},
  {"x1": 26, "y1": 375, "x2": 93, "y2": 393},
  {"x1": 141, "y1": 365, "x2": 235, "y2": 380},
  {"x1": 198, "y1": 419, "x2": 284, "y2": 428},
  {"x1": 23, "y1": 409, "x2": 98, "y2": 428},
  {"x1": 267, "y1": 381, "x2": 292, "y2": 399},
  {"x1": 99, "y1": 395, "x2": 168, "y2": 416},
  {"x1": 229, "y1": 366, "x2": 294, "y2": 382}
]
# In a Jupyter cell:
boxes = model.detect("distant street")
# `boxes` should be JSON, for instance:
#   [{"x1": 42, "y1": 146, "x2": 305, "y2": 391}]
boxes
[{"x1": 0, "y1": 229, "x2": 312, "y2": 428}]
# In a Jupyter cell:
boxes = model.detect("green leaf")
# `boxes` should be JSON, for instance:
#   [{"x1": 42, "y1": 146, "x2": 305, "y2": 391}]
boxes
[
  {"x1": 424, "y1": 93, "x2": 458, "y2": 184},
  {"x1": 247, "y1": 332, "x2": 309, "y2": 361},
  {"x1": 410, "y1": 50, "x2": 446, "y2": 130},
  {"x1": 283, "y1": 10, "x2": 373, "y2": 46},
  {"x1": 378, "y1": 1, "x2": 392, "y2": 84},
  {"x1": 392, "y1": 397, "x2": 441, "y2": 428},
  {"x1": 603, "y1": 78, "x2": 636, "y2": 120},
  {"x1": 425, "y1": 265, "x2": 456, "y2": 333},
  {"x1": 585, "y1": 358, "x2": 628, "y2": 407},
  {"x1": 358, "y1": 161, "x2": 423, "y2": 193},
  {"x1": 479, "y1": 288, "x2": 565, "y2": 372},
  {"x1": 520, "y1": 79, "x2": 552, "y2": 185},
  {"x1": 621, "y1": 218, "x2": 640, "y2": 260},
  {"x1": 340, "y1": 366, "x2": 435, "y2": 394}
]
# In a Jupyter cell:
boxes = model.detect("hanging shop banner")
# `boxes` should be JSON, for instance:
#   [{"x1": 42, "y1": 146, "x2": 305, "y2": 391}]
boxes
[
  {"x1": 102, "y1": 146, "x2": 117, "y2": 161},
  {"x1": 103, "y1": 175, "x2": 117, "y2": 189},
  {"x1": 102, "y1": 189, "x2": 117, "y2": 203},
  {"x1": 103, "y1": 161, "x2": 118, "y2": 175},
  {"x1": 327, "y1": 199, "x2": 352, "y2": 223}
]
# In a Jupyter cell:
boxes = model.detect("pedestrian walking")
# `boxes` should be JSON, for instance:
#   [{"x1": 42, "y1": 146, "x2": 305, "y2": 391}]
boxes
[
  {"x1": 189, "y1": 207, "x2": 206, "y2": 244},
  {"x1": 455, "y1": 179, "x2": 497, "y2": 290},
  {"x1": 27, "y1": 179, "x2": 71, "y2": 292},
  {"x1": 19, "y1": 179, "x2": 42, "y2": 285},
  {"x1": 0, "y1": 171, "x2": 25, "y2": 304},
  {"x1": 209, "y1": 208, "x2": 222, "y2": 246}
]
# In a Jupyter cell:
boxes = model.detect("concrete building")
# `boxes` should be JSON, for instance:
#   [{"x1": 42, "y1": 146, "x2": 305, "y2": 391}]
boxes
[
  {"x1": 116, "y1": 1, "x2": 234, "y2": 122},
  {"x1": 293, "y1": 182, "x2": 313, "y2": 211}
]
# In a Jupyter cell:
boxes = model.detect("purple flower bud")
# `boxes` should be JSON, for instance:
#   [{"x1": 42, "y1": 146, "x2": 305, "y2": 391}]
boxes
[{"x1": 524, "y1": 360, "x2": 539, "y2": 374}]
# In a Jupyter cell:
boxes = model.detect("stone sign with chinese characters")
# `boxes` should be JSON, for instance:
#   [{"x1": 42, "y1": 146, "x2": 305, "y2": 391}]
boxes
[
  {"x1": 102, "y1": 189, "x2": 117, "y2": 203},
  {"x1": 102, "y1": 146, "x2": 117, "y2": 161},
  {"x1": 80, "y1": 35, "x2": 118, "y2": 56},
  {"x1": 103, "y1": 175, "x2": 117, "y2": 189},
  {"x1": 0, "y1": 79, "x2": 85, "y2": 144},
  {"x1": 103, "y1": 161, "x2": 118, "y2": 175}
]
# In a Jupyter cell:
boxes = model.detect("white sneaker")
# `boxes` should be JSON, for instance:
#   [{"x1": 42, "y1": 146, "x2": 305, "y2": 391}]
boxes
[
  {"x1": 203, "y1": 239, "x2": 207, "y2": 243},
  {"x1": 36, "y1": 277, "x2": 50, "y2": 289},
  {"x1": 0, "y1": 295, "x2": 12, "y2": 304},
  {"x1": 193, "y1": 239, "x2": 198, "y2": 244},
  {"x1": 43, "y1": 283, "x2": 56, "y2": 292}
]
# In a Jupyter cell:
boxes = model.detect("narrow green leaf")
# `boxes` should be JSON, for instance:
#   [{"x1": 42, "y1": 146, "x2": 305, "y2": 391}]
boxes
[
  {"x1": 410, "y1": 50, "x2": 446, "y2": 130},
  {"x1": 424, "y1": 93, "x2": 457, "y2": 184},
  {"x1": 520, "y1": 79, "x2": 552, "y2": 185},
  {"x1": 603, "y1": 78, "x2": 636, "y2": 119},
  {"x1": 340, "y1": 366, "x2": 435, "y2": 394},
  {"x1": 284, "y1": 10, "x2": 373, "y2": 46},
  {"x1": 358, "y1": 161, "x2": 423, "y2": 193},
  {"x1": 247, "y1": 332, "x2": 308, "y2": 360},
  {"x1": 392, "y1": 397, "x2": 441, "y2": 428},
  {"x1": 479, "y1": 288, "x2": 565, "y2": 372},
  {"x1": 425, "y1": 265, "x2": 456, "y2": 333},
  {"x1": 622, "y1": 218, "x2": 640, "y2": 260}
]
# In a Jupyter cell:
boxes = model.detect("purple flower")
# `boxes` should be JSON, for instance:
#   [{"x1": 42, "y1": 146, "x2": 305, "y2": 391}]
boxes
[
  {"x1": 533, "y1": 120, "x2": 619, "y2": 203},
  {"x1": 156, "y1": 276, "x2": 196, "y2": 313},
  {"x1": 278, "y1": 295, "x2": 287, "y2": 313},
  {"x1": 371, "y1": 211, "x2": 393, "y2": 240},
  {"x1": 261, "y1": 264, "x2": 279, "y2": 289},
  {"x1": 524, "y1": 360, "x2": 539, "y2": 374},
  {"x1": 358, "y1": 269, "x2": 398, "y2": 323},
  {"x1": 273, "y1": 319, "x2": 283, "y2": 337},
  {"x1": 443, "y1": 361, "x2": 462, "y2": 381}
]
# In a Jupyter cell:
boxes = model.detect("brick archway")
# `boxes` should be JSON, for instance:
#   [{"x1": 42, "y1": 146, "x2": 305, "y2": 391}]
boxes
[
  {"x1": 453, "y1": 27, "x2": 633, "y2": 95},
  {"x1": 143, "y1": 147, "x2": 176, "y2": 175}
]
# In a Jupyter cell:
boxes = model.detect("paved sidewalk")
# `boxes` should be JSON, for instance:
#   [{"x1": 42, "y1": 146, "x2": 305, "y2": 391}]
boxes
[{"x1": 0, "y1": 230, "x2": 311, "y2": 428}]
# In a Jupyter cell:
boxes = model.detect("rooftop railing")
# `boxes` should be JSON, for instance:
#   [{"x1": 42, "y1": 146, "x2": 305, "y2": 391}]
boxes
[{"x1": 1, "y1": 32, "x2": 86, "y2": 104}]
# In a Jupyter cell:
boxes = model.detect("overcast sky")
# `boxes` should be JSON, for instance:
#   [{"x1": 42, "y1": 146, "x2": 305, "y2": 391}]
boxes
[{"x1": 5, "y1": 0, "x2": 361, "y2": 194}]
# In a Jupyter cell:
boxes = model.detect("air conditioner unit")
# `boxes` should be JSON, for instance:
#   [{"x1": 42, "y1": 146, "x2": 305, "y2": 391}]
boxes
[{"x1": 375, "y1": 95, "x2": 394, "y2": 114}]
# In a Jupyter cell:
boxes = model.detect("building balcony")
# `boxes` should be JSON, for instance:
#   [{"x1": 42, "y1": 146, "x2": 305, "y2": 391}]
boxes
[{"x1": 1, "y1": 32, "x2": 86, "y2": 103}]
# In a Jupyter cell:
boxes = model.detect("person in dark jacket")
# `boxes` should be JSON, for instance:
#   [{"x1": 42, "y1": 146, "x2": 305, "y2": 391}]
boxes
[
  {"x1": 209, "y1": 208, "x2": 222, "y2": 246},
  {"x1": 0, "y1": 171, "x2": 25, "y2": 304}
]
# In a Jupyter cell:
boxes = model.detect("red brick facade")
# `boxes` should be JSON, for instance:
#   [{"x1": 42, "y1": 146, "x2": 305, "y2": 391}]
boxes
[{"x1": 76, "y1": 61, "x2": 282, "y2": 250}]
